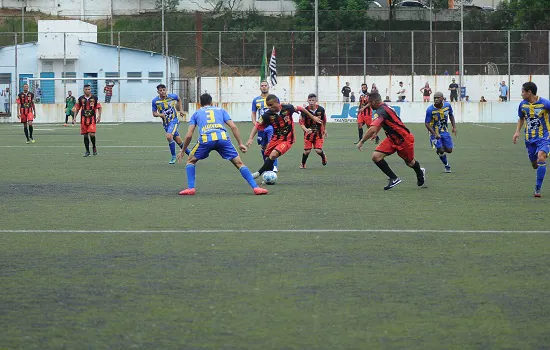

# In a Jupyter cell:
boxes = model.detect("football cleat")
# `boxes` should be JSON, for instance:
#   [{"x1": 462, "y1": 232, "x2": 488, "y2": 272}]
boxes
[
  {"x1": 273, "y1": 166, "x2": 278, "y2": 173},
  {"x1": 299, "y1": 163, "x2": 306, "y2": 169},
  {"x1": 322, "y1": 154, "x2": 328, "y2": 166},
  {"x1": 417, "y1": 168, "x2": 426, "y2": 187},
  {"x1": 169, "y1": 156, "x2": 177, "y2": 164},
  {"x1": 63, "y1": 123, "x2": 68, "y2": 127},
  {"x1": 93, "y1": 148, "x2": 97, "y2": 156},
  {"x1": 384, "y1": 177, "x2": 402, "y2": 190},
  {"x1": 253, "y1": 187, "x2": 269, "y2": 195},
  {"x1": 252, "y1": 172, "x2": 261, "y2": 179},
  {"x1": 25, "y1": 140, "x2": 30, "y2": 144},
  {"x1": 374, "y1": 136, "x2": 380, "y2": 144},
  {"x1": 534, "y1": 186, "x2": 542, "y2": 198},
  {"x1": 179, "y1": 188, "x2": 196, "y2": 196},
  {"x1": 83, "y1": 152, "x2": 91, "y2": 157},
  {"x1": 444, "y1": 165, "x2": 451, "y2": 173}
]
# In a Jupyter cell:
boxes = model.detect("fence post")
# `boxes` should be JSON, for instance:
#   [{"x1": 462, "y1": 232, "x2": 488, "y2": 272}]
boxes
[
  {"x1": 218, "y1": 31, "x2": 222, "y2": 102},
  {"x1": 459, "y1": 30, "x2": 464, "y2": 101},
  {"x1": 166, "y1": 31, "x2": 169, "y2": 90},
  {"x1": 507, "y1": 30, "x2": 511, "y2": 100},
  {"x1": 411, "y1": 31, "x2": 415, "y2": 102},
  {"x1": 363, "y1": 31, "x2": 366, "y2": 83},
  {"x1": 117, "y1": 32, "x2": 121, "y2": 102},
  {"x1": 14, "y1": 33, "x2": 18, "y2": 99}
]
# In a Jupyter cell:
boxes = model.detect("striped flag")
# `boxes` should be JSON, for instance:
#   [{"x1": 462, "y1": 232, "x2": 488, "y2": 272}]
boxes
[{"x1": 268, "y1": 46, "x2": 277, "y2": 87}]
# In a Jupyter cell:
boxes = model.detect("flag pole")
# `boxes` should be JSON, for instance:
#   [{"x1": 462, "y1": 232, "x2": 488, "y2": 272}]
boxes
[{"x1": 264, "y1": 32, "x2": 268, "y2": 81}]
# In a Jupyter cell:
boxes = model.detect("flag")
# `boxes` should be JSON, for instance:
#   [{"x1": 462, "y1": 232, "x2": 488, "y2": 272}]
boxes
[
  {"x1": 269, "y1": 46, "x2": 277, "y2": 87},
  {"x1": 260, "y1": 45, "x2": 267, "y2": 83}
]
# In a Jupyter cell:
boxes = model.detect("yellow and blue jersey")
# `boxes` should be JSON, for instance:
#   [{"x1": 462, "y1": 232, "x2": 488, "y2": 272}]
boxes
[
  {"x1": 252, "y1": 95, "x2": 269, "y2": 122},
  {"x1": 152, "y1": 93, "x2": 179, "y2": 126},
  {"x1": 425, "y1": 102, "x2": 454, "y2": 135},
  {"x1": 190, "y1": 106, "x2": 231, "y2": 144},
  {"x1": 518, "y1": 97, "x2": 550, "y2": 142}
]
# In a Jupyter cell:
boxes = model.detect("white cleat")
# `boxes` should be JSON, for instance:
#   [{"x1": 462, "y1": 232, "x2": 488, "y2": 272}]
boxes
[
  {"x1": 252, "y1": 172, "x2": 261, "y2": 179},
  {"x1": 273, "y1": 166, "x2": 278, "y2": 173}
]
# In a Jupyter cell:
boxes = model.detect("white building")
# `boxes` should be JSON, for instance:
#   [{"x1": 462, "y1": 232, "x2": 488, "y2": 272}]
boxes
[{"x1": 0, "y1": 20, "x2": 180, "y2": 106}]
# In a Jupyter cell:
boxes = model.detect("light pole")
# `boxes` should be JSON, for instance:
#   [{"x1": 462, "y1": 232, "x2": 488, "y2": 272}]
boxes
[
  {"x1": 161, "y1": 0, "x2": 165, "y2": 55},
  {"x1": 429, "y1": 0, "x2": 432, "y2": 75},
  {"x1": 314, "y1": 0, "x2": 319, "y2": 97}
]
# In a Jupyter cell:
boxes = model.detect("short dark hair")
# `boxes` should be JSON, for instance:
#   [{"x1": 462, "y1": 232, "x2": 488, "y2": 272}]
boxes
[
  {"x1": 307, "y1": 93, "x2": 317, "y2": 99},
  {"x1": 156, "y1": 84, "x2": 166, "y2": 90},
  {"x1": 522, "y1": 82, "x2": 537, "y2": 95},
  {"x1": 260, "y1": 80, "x2": 268, "y2": 85},
  {"x1": 399, "y1": 81, "x2": 403, "y2": 84},
  {"x1": 369, "y1": 92, "x2": 381, "y2": 101},
  {"x1": 84, "y1": 84, "x2": 91, "y2": 88},
  {"x1": 200, "y1": 93, "x2": 213, "y2": 106},
  {"x1": 266, "y1": 94, "x2": 279, "y2": 103},
  {"x1": 361, "y1": 83, "x2": 367, "y2": 87}
]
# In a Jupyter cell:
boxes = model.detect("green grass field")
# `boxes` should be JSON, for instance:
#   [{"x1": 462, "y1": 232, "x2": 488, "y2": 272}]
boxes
[{"x1": 1, "y1": 122, "x2": 549, "y2": 349}]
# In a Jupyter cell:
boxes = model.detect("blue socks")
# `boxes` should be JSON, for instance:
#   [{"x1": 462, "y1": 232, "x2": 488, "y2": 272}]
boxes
[
  {"x1": 439, "y1": 154, "x2": 448, "y2": 166},
  {"x1": 186, "y1": 164, "x2": 196, "y2": 189},
  {"x1": 536, "y1": 162, "x2": 546, "y2": 189},
  {"x1": 169, "y1": 141, "x2": 176, "y2": 157},
  {"x1": 177, "y1": 142, "x2": 190, "y2": 155},
  {"x1": 273, "y1": 158, "x2": 278, "y2": 168},
  {"x1": 260, "y1": 149, "x2": 266, "y2": 162},
  {"x1": 239, "y1": 166, "x2": 258, "y2": 189}
]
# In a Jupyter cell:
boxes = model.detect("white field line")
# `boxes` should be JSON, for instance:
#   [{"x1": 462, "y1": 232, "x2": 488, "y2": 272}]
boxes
[
  {"x1": 471, "y1": 124, "x2": 502, "y2": 129},
  {"x1": 0, "y1": 229, "x2": 549, "y2": 234}
]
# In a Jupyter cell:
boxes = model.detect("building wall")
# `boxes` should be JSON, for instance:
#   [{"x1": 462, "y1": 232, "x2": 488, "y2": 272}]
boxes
[
  {"x1": 37, "y1": 20, "x2": 98, "y2": 59},
  {"x1": 197, "y1": 75, "x2": 549, "y2": 104}
]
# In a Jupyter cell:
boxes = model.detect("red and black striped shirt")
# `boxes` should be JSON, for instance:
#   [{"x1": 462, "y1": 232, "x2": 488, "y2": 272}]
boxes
[
  {"x1": 75, "y1": 95, "x2": 101, "y2": 125},
  {"x1": 371, "y1": 103, "x2": 411, "y2": 144},
  {"x1": 17, "y1": 92, "x2": 34, "y2": 114},
  {"x1": 300, "y1": 105, "x2": 326, "y2": 142},
  {"x1": 257, "y1": 104, "x2": 297, "y2": 143},
  {"x1": 358, "y1": 92, "x2": 372, "y2": 116}
]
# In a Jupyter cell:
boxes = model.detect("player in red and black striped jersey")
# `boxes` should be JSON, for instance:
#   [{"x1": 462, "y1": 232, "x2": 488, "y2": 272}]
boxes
[
  {"x1": 246, "y1": 94, "x2": 321, "y2": 178},
  {"x1": 357, "y1": 92, "x2": 425, "y2": 190},
  {"x1": 299, "y1": 93, "x2": 327, "y2": 168},
  {"x1": 16, "y1": 84, "x2": 36, "y2": 144},
  {"x1": 355, "y1": 83, "x2": 379, "y2": 145},
  {"x1": 73, "y1": 84, "x2": 102, "y2": 157}
]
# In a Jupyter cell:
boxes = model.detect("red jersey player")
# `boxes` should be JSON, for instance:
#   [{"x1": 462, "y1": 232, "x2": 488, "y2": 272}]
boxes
[
  {"x1": 355, "y1": 83, "x2": 379, "y2": 145},
  {"x1": 299, "y1": 93, "x2": 327, "y2": 168},
  {"x1": 357, "y1": 92, "x2": 425, "y2": 190},
  {"x1": 246, "y1": 94, "x2": 321, "y2": 179},
  {"x1": 16, "y1": 83, "x2": 36, "y2": 144},
  {"x1": 73, "y1": 84, "x2": 102, "y2": 157}
]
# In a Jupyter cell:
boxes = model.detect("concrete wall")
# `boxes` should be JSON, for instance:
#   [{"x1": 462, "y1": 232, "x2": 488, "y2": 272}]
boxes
[
  {"x1": 0, "y1": 101, "x2": 521, "y2": 124},
  {"x1": 198, "y1": 75, "x2": 549, "y2": 103},
  {"x1": 37, "y1": 20, "x2": 98, "y2": 59}
]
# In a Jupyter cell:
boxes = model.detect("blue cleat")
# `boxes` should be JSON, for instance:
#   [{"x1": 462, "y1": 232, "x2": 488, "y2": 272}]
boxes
[{"x1": 169, "y1": 156, "x2": 177, "y2": 164}]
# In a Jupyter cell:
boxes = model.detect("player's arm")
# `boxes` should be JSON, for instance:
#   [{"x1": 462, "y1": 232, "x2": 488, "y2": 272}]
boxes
[
  {"x1": 299, "y1": 113, "x2": 312, "y2": 134},
  {"x1": 246, "y1": 123, "x2": 259, "y2": 147},
  {"x1": 72, "y1": 101, "x2": 81, "y2": 119},
  {"x1": 178, "y1": 124, "x2": 197, "y2": 162},
  {"x1": 250, "y1": 100, "x2": 258, "y2": 124},
  {"x1": 321, "y1": 109, "x2": 328, "y2": 138},
  {"x1": 296, "y1": 105, "x2": 321, "y2": 124},
  {"x1": 31, "y1": 99, "x2": 36, "y2": 117},
  {"x1": 449, "y1": 108, "x2": 457, "y2": 136},
  {"x1": 424, "y1": 109, "x2": 438, "y2": 138},
  {"x1": 357, "y1": 123, "x2": 382, "y2": 151},
  {"x1": 16, "y1": 97, "x2": 21, "y2": 118},
  {"x1": 513, "y1": 105, "x2": 525, "y2": 144},
  {"x1": 96, "y1": 103, "x2": 102, "y2": 123},
  {"x1": 226, "y1": 120, "x2": 247, "y2": 153}
]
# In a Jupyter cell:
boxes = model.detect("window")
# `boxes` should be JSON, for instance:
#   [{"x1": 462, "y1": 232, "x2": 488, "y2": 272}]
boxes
[
  {"x1": 0, "y1": 73, "x2": 11, "y2": 84},
  {"x1": 41, "y1": 60, "x2": 53, "y2": 71},
  {"x1": 148, "y1": 71, "x2": 163, "y2": 83},
  {"x1": 127, "y1": 72, "x2": 142, "y2": 83},
  {"x1": 62, "y1": 72, "x2": 76, "y2": 83},
  {"x1": 105, "y1": 72, "x2": 119, "y2": 83}
]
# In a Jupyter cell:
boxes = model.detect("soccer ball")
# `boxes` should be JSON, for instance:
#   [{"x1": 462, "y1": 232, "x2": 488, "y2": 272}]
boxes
[{"x1": 262, "y1": 171, "x2": 278, "y2": 185}]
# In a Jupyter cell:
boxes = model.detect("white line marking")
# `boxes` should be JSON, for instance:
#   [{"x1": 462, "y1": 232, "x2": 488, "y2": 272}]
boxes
[
  {"x1": 472, "y1": 124, "x2": 502, "y2": 129},
  {"x1": 0, "y1": 145, "x2": 166, "y2": 148},
  {"x1": 0, "y1": 229, "x2": 549, "y2": 234}
]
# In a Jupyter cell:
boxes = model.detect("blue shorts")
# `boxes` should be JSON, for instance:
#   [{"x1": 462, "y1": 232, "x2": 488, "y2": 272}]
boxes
[
  {"x1": 190, "y1": 139, "x2": 239, "y2": 160},
  {"x1": 164, "y1": 120, "x2": 180, "y2": 138},
  {"x1": 430, "y1": 132, "x2": 454, "y2": 150},
  {"x1": 257, "y1": 125, "x2": 274, "y2": 148},
  {"x1": 525, "y1": 139, "x2": 550, "y2": 162}
]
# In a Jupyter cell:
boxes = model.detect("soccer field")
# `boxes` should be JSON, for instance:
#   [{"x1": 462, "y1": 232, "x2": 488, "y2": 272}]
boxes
[{"x1": 1, "y1": 122, "x2": 549, "y2": 349}]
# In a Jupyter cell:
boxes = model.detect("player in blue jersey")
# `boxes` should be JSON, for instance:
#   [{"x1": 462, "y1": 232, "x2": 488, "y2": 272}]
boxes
[
  {"x1": 176, "y1": 93, "x2": 268, "y2": 196},
  {"x1": 251, "y1": 81, "x2": 278, "y2": 172},
  {"x1": 425, "y1": 91, "x2": 457, "y2": 173},
  {"x1": 513, "y1": 82, "x2": 550, "y2": 197},
  {"x1": 152, "y1": 84, "x2": 189, "y2": 164}
]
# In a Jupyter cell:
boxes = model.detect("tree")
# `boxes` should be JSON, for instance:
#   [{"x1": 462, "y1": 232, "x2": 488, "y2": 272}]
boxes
[{"x1": 155, "y1": 0, "x2": 180, "y2": 12}]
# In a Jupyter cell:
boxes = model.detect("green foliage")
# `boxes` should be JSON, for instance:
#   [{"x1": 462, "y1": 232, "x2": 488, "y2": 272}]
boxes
[
  {"x1": 155, "y1": 0, "x2": 180, "y2": 11},
  {"x1": 497, "y1": 0, "x2": 550, "y2": 30}
]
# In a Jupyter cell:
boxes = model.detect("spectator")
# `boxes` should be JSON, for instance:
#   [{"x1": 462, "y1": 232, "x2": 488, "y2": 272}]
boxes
[
  {"x1": 341, "y1": 82, "x2": 351, "y2": 102},
  {"x1": 448, "y1": 78, "x2": 459, "y2": 102},
  {"x1": 444, "y1": 70, "x2": 449, "y2": 75},
  {"x1": 370, "y1": 83, "x2": 379, "y2": 94},
  {"x1": 383, "y1": 96, "x2": 391, "y2": 102},
  {"x1": 420, "y1": 82, "x2": 432, "y2": 102},
  {"x1": 464, "y1": 95, "x2": 470, "y2": 102},
  {"x1": 0, "y1": 89, "x2": 6, "y2": 113},
  {"x1": 34, "y1": 84, "x2": 42, "y2": 103},
  {"x1": 350, "y1": 92, "x2": 356, "y2": 103},
  {"x1": 396, "y1": 81, "x2": 406, "y2": 102},
  {"x1": 480, "y1": 96, "x2": 487, "y2": 102},
  {"x1": 104, "y1": 81, "x2": 115, "y2": 103},
  {"x1": 4, "y1": 88, "x2": 10, "y2": 113},
  {"x1": 499, "y1": 81, "x2": 509, "y2": 102}
]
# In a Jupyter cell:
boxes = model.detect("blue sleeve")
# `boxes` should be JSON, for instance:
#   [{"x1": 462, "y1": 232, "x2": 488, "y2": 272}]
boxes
[
  {"x1": 424, "y1": 106, "x2": 432, "y2": 123},
  {"x1": 518, "y1": 103, "x2": 524, "y2": 119},
  {"x1": 251, "y1": 99, "x2": 258, "y2": 113},
  {"x1": 151, "y1": 98, "x2": 157, "y2": 112},
  {"x1": 222, "y1": 109, "x2": 231, "y2": 122},
  {"x1": 543, "y1": 98, "x2": 550, "y2": 111},
  {"x1": 169, "y1": 93, "x2": 179, "y2": 100},
  {"x1": 189, "y1": 111, "x2": 198, "y2": 125}
]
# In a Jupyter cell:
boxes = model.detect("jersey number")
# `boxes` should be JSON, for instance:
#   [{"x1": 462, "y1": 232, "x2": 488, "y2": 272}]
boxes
[{"x1": 206, "y1": 110, "x2": 216, "y2": 123}]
